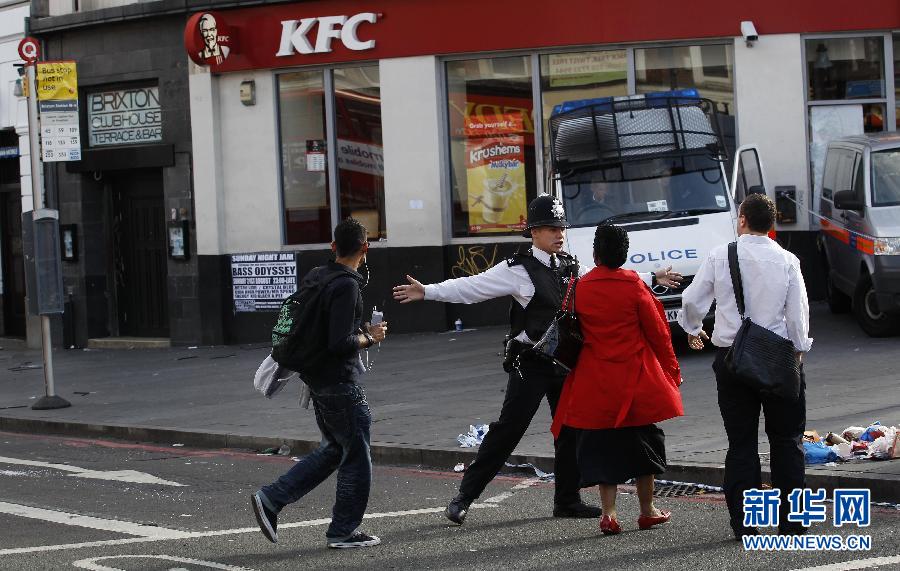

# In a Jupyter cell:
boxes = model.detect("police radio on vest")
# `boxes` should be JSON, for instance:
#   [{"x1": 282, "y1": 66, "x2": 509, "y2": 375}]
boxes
[{"x1": 276, "y1": 13, "x2": 378, "y2": 56}]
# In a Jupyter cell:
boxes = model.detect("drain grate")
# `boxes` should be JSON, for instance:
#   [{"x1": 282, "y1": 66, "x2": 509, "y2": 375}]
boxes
[
  {"x1": 625, "y1": 479, "x2": 723, "y2": 497},
  {"x1": 653, "y1": 482, "x2": 705, "y2": 498}
]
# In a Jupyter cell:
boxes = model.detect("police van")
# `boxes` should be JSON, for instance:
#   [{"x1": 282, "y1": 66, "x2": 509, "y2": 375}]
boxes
[
  {"x1": 548, "y1": 89, "x2": 767, "y2": 324},
  {"x1": 817, "y1": 133, "x2": 900, "y2": 337}
]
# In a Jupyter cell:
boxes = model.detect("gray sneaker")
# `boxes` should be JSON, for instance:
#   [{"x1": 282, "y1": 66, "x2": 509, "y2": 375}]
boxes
[
  {"x1": 327, "y1": 530, "x2": 381, "y2": 549},
  {"x1": 250, "y1": 492, "x2": 277, "y2": 543}
]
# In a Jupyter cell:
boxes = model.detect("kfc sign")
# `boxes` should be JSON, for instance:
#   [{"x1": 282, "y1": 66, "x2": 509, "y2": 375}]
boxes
[
  {"x1": 276, "y1": 13, "x2": 378, "y2": 56},
  {"x1": 185, "y1": 12, "x2": 235, "y2": 66}
]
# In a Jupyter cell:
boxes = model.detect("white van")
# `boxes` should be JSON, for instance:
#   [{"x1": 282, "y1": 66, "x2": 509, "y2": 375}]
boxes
[
  {"x1": 549, "y1": 90, "x2": 767, "y2": 324},
  {"x1": 817, "y1": 133, "x2": 900, "y2": 336}
]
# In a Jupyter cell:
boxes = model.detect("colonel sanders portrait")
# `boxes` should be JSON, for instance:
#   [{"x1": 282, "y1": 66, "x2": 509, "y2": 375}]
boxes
[{"x1": 199, "y1": 14, "x2": 229, "y2": 64}]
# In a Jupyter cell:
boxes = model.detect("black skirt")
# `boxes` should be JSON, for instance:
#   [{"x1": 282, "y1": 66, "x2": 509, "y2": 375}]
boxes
[{"x1": 574, "y1": 424, "x2": 667, "y2": 487}]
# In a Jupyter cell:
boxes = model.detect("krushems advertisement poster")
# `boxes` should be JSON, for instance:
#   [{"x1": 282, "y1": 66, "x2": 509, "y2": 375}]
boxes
[{"x1": 465, "y1": 114, "x2": 527, "y2": 234}]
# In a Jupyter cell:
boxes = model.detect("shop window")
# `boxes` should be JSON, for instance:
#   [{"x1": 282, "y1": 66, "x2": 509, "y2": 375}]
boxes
[
  {"x1": 806, "y1": 37, "x2": 884, "y2": 101},
  {"x1": 278, "y1": 66, "x2": 385, "y2": 245},
  {"x1": 634, "y1": 45, "x2": 734, "y2": 116},
  {"x1": 539, "y1": 50, "x2": 628, "y2": 177},
  {"x1": 446, "y1": 56, "x2": 537, "y2": 238},
  {"x1": 334, "y1": 66, "x2": 385, "y2": 240},
  {"x1": 278, "y1": 71, "x2": 331, "y2": 245}
]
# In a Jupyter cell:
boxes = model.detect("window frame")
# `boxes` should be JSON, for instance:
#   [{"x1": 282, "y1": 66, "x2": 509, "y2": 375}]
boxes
[
  {"x1": 274, "y1": 61, "x2": 386, "y2": 249},
  {"x1": 802, "y1": 32, "x2": 898, "y2": 217},
  {"x1": 442, "y1": 53, "x2": 538, "y2": 241}
]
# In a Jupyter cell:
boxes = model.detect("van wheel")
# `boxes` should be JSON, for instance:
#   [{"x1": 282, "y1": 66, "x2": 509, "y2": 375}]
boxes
[
  {"x1": 853, "y1": 273, "x2": 899, "y2": 337},
  {"x1": 825, "y1": 273, "x2": 851, "y2": 314}
]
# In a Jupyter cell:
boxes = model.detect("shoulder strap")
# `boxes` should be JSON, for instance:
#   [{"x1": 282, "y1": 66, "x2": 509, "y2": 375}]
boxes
[
  {"x1": 506, "y1": 246, "x2": 531, "y2": 267},
  {"x1": 562, "y1": 277, "x2": 578, "y2": 312},
  {"x1": 727, "y1": 242, "x2": 746, "y2": 317}
]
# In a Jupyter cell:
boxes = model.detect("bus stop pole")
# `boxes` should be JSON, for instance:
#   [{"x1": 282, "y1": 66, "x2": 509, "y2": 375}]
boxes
[{"x1": 25, "y1": 62, "x2": 70, "y2": 411}]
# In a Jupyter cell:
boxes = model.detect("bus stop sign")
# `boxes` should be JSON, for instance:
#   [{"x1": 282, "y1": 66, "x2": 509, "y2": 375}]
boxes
[{"x1": 18, "y1": 37, "x2": 40, "y2": 64}]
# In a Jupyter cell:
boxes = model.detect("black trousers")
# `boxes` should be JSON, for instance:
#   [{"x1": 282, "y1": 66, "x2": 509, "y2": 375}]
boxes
[
  {"x1": 713, "y1": 348, "x2": 806, "y2": 533},
  {"x1": 458, "y1": 357, "x2": 581, "y2": 506}
]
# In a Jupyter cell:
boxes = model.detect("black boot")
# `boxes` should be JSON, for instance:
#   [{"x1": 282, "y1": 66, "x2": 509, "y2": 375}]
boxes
[
  {"x1": 732, "y1": 525, "x2": 760, "y2": 541},
  {"x1": 445, "y1": 494, "x2": 472, "y2": 525},
  {"x1": 553, "y1": 500, "x2": 602, "y2": 518}
]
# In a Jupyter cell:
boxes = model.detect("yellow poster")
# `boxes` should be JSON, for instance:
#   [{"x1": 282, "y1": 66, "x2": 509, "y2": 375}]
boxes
[
  {"x1": 466, "y1": 115, "x2": 527, "y2": 234},
  {"x1": 36, "y1": 61, "x2": 78, "y2": 101}
]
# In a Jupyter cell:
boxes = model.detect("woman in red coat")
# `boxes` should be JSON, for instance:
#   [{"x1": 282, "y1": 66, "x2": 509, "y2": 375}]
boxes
[{"x1": 551, "y1": 224, "x2": 683, "y2": 535}]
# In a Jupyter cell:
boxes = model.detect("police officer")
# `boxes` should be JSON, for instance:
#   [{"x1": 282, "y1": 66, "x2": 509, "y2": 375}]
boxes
[{"x1": 392, "y1": 194, "x2": 681, "y2": 525}]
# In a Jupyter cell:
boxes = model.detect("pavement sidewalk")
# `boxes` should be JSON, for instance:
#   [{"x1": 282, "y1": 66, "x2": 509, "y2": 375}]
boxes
[{"x1": 1, "y1": 302, "x2": 898, "y2": 501}]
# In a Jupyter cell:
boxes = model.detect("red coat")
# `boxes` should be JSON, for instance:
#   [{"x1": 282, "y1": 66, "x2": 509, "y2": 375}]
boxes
[{"x1": 551, "y1": 266, "x2": 683, "y2": 437}]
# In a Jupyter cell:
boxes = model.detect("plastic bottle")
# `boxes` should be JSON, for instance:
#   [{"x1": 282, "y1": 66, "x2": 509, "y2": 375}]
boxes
[{"x1": 455, "y1": 318, "x2": 463, "y2": 332}]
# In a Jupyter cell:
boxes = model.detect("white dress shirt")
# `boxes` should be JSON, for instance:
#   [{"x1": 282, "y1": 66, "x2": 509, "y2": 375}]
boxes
[
  {"x1": 424, "y1": 247, "x2": 653, "y2": 343},
  {"x1": 677, "y1": 234, "x2": 813, "y2": 352}
]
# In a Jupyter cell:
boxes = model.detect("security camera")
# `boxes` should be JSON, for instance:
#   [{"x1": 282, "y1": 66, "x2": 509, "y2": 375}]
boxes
[{"x1": 741, "y1": 21, "x2": 758, "y2": 46}]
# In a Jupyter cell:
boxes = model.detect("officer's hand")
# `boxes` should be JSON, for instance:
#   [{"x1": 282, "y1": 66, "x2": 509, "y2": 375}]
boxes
[
  {"x1": 392, "y1": 275, "x2": 425, "y2": 304},
  {"x1": 655, "y1": 266, "x2": 683, "y2": 288},
  {"x1": 688, "y1": 330, "x2": 709, "y2": 350},
  {"x1": 366, "y1": 321, "x2": 388, "y2": 343}
]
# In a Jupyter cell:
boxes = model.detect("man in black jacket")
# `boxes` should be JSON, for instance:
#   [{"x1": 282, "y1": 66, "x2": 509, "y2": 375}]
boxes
[{"x1": 251, "y1": 218, "x2": 388, "y2": 549}]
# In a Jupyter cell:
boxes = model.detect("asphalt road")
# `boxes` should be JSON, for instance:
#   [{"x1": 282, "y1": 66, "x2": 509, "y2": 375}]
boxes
[{"x1": 0, "y1": 431, "x2": 898, "y2": 571}]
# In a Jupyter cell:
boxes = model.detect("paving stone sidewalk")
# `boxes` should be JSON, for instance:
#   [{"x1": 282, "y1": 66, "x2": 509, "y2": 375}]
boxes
[{"x1": 1, "y1": 302, "x2": 898, "y2": 499}]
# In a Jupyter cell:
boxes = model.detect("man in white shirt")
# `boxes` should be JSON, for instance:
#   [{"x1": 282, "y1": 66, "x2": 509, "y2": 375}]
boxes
[
  {"x1": 393, "y1": 194, "x2": 681, "y2": 526},
  {"x1": 677, "y1": 193, "x2": 812, "y2": 540}
]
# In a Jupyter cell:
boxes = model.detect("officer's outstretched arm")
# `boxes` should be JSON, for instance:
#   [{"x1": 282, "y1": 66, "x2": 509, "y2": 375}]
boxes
[
  {"x1": 393, "y1": 262, "x2": 517, "y2": 305},
  {"x1": 392, "y1": 275, "x2": 425, "y2": 304}
]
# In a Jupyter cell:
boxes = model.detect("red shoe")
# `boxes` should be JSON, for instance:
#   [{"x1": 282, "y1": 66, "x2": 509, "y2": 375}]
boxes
[
  {"x1": 599, "y1": 514, "x2": 622, "y2": 535},
  {"x1": 638, "y1": 510, "x2": 672, "y2": 530}
]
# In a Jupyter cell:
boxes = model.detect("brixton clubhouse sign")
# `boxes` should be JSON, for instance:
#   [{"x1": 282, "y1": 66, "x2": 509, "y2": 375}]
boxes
[{"x1": 87, "y1": 86, "x2": 162, "y2": 147}]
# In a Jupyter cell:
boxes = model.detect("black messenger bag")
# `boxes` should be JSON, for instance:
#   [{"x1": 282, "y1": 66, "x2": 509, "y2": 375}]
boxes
[
  {"x1": 724, "y1": 242, "x2": 801, "y2": 401},
  {"x1": 531, "y1": 277, "x2": 583, "y2": 372}
]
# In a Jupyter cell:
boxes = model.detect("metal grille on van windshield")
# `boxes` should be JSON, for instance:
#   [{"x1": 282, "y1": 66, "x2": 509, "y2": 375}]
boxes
[{"x1": 548, "y1": 91, "x2": 727, "y2": 178}]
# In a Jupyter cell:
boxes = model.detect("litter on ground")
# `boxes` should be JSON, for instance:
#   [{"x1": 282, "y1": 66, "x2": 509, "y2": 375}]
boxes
[{"x1": 803, "y1": 421, "x2": 898, "y2": 464}]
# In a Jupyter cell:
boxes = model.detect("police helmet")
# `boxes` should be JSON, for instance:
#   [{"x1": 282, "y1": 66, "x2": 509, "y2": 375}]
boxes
[{"x1": 523, "y1": 194, "x2": 569, "y2": 238}]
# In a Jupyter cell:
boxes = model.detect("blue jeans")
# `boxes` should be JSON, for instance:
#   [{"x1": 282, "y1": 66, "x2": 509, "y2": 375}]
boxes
[{"x1": 259, "y1": 382, "x2": 372, "y2": 539}]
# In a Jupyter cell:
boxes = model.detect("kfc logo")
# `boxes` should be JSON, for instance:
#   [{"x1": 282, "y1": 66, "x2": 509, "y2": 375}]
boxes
[
  {"x1": 199, "y1": 14, "x2": 229, "y2": 63},
  {"x1": 185, "y1": 11, "x2": 234, "y2": 66},
  {"x1": 276, "y1": 13, "x2": 378, "y2": 56}
]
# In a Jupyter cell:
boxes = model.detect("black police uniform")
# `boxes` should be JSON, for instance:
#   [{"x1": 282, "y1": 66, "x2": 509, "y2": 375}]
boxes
[
  {"x1": 447, "y1": 194, "x2": 599, "y2": 524},
  {"x1": 456, "y1": 249, "x2": 582, "y2": 506}
]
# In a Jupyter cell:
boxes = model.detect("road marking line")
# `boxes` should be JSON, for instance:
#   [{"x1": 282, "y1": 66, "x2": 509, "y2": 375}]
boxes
[
  {"x1": 72, "y1": 555, "x2": 255, "y2": 571},
  {"x1": 0, "y1": 501, "x2": 190, "y2": 539},
  {"x1": 0, "y1": 455, "x2": 185, "y2": 486},
  {"x1": 791, "y1": 556, "x2": 900, "y2": 570},
  {"x1": 482, "y1": 477, "x2": 541, "y2": 504},
  {"x1": 0, "y1": 504, "x2": 498, "y2": 556},
  {"x1": 0, "y1": 536, "x2": 157, "y2": 556}
]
